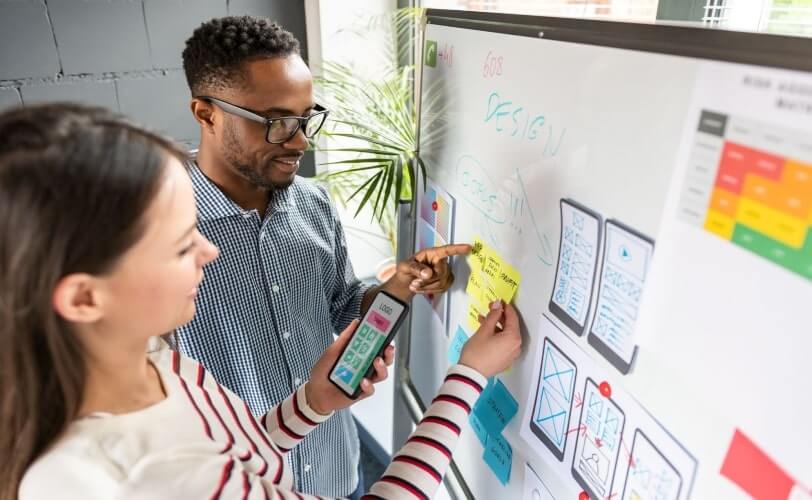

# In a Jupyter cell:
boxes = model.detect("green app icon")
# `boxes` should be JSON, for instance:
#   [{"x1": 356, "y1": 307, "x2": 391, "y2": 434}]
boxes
[{"x1": 425, "y1": 40, "x2": 437, "y2": 67}]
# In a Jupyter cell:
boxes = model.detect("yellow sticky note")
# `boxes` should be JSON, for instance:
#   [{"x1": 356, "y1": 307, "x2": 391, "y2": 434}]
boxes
[
  {"x1": 467, "y1": 303, "x2": 484, "y2": 332},
  {"x1": 465, "y1": 270, "x2": 486, "y2": 301},
  {"x1": 468, "y1": 238, "x2": 521, "y2": 302},
  {"x1": 493, "y1": 259, "x2": 520, "y2": 302},
  {"x1": 465, "y1": 237, "x2": 522, "y2": 333}
]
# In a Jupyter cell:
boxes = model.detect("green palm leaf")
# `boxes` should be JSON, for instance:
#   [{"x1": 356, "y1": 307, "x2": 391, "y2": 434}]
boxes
[{"x1": 313, "y1": 6, "x2": 448, "y2": 254}]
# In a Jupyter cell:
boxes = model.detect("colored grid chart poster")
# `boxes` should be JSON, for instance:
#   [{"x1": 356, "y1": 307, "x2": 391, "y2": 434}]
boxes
[
  {"x1": 416, "y1": 178, "x2": 457, "y2": 327},
  {"x1": 677, "y1": 110, "x2": 812, "y2": 281},
  {"x1": 632, "y1": 62, "x2": 812, "y2": 499}
]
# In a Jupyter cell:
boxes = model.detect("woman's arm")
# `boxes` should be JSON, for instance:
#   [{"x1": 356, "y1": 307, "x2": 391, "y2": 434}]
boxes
[
  {"x1": 364, "y1": 301, "x2": 521, "y2": 498},
  {"x1": 364, "y1": 364, "x2": 486, "y2": 500},
  {"x1": 260, "y1": 383, "x2": 332, "y2": 454},
  {"x1": 23, "y1": 303, "x2": 517, "y2": 500},
  {"x1": 116, "y1": 365, "x2": 486, "y2": 500}
]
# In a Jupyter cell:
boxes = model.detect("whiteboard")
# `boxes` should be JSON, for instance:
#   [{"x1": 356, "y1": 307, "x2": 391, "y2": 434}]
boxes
[{"x1": 405, "y1": 10, "x2": 812, "y2": 500}]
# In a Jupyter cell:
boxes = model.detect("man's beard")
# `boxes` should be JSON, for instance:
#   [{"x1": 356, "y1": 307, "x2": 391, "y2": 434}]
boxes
[
  {"x1": 232, "y1": 159, "x2": 295, "y2": 191},
  {"x1": 222, "y1": 123, "x2": 295, "y2": 191}
]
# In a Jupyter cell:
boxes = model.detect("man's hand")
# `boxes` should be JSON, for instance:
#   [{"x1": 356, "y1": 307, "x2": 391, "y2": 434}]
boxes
[
  {"x1": 305, "y1": 319, "x2": 395, "y2": 416},
  {"x1": 379, "y1": 243, "x2": 472, "y2": 302}
]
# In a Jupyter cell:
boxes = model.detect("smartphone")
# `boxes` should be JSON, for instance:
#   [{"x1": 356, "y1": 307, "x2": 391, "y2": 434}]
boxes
[
  {"x1": 529, "y1": 336, "x2": 578, "y2": 462},
  {"x1": 571, "y1": 377, "x2": 626, "y2": 500},
  {"x1": 328, "y1": 291, "x2": 409, "y2": 399},
  {"x1": 549, "y1": 198, "x2": 602, "y2": 336},
  {"x1": 587, "y1": 219, "x2": 655, "y2": 374},
  {"x1": 621, "y1": 429, "x2": 683, "y2": 500}
]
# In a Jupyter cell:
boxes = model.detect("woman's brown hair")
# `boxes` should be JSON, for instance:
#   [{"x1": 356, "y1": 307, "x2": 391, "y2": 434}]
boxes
[{"x1": 0, "y1": 103, "x2": 188, "y2": 500}]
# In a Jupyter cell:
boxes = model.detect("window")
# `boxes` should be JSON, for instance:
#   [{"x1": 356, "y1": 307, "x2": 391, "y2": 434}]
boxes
[
  {"x1": 419, "y1": 0, "x2": 812, "y2": 36},
  {"x1": 703, "y1": 0, "x2": 812, "y2": 37},
  {"x1": 419, "y1": 0, "x2": 659, "y2": 22}
]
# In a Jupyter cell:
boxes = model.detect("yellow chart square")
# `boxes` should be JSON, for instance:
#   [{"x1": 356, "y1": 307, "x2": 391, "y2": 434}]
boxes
[
  {"x1": 737, "y1": 198, "x2": 806, "y2": 249},
  {"x1": 704, "y1": 209, "x2": 735, "y2": 240}
]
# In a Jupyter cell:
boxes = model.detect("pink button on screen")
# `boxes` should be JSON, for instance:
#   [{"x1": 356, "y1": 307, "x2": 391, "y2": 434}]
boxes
[{"x1": 367, "y1": 311, "x2": 391, "y2": 332}]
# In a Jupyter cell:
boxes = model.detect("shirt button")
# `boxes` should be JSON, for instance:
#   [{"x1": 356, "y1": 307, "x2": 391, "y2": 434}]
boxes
[
  {"x1": 272, "y1": 284, "x2": 280, "y2": 293},
  {"x1": 242, "y1": 212, "x2": 252, "y2": 219},
  {"x1": 294, "y1": 377, "x2": 302, "y2": 386},
  {"x1": 304, "y1": 464, "x2": 312, "y2": 472},
  {"x1": 282, "y1": 331, "x2": 291, "y2": 340}
]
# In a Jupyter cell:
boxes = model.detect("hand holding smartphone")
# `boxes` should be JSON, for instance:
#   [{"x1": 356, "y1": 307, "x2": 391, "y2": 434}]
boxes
[{"x1": 328, "y1": 291, "x2": 409, "y2": 399}]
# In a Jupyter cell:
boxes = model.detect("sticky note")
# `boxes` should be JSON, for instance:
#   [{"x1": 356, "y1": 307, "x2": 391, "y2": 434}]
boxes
[
  {"x1": 465, "y1": 270, "x2": 485, "y2": 299},
  {"x1": 447, "y1": 326, "x2": 469, "y2": 365},
  {"x1": 483, "y1": 432, "x2": 512, "y2": 485},
  {"x1": 465, "y1": 237, "x2": 521, "y2": 333},
  {"x1": 466, "y1": 302, "x2": 484, "y2": 332},
  {"x1": 473, "y1": 378, "x2": 518, "y2": 436},
  {"x1": 469, "y1": 413, "x2": 488, "y2": 446},
  {"x1": 481, "y1": 376, "x2": 495, "y2": 396}
]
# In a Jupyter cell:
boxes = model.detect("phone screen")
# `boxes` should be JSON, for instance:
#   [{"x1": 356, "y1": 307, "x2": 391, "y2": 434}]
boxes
[
  {"x1": 621, "y1": 429, "x2": 683, "y2": 500},
  {"x1": 529, "y1": 337, "x2": 578, "y2": 461},
  {"x1": 329, "y1": 292, "x2": 407, "y2": 396},
  {"x1": 587, "y1": 219, "x2": 655, "y2": 373},
  {"x1": 572, "y1": 377, "x2": 626, "y2": 500},
  {"x1": 549, "y1": 198, "x2": 602, "y2": 336}
]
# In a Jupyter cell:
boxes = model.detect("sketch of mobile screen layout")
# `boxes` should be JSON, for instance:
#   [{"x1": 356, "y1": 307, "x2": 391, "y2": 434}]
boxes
[
  {"x1": 572, "y1": 377, "x2": 626, "y2": 500},
  {"x1": 588, "y1": 220, "x2": 655, "y2": 374},
  {"x1": 530, "y1": 337, "x2": 578, "y2": 461},
  {"x1": 549, "y1": 199, "x2": 602, "y2": 336},
  {"x1": 621, "y1": 429, "x2": 683, "y2": 500}
]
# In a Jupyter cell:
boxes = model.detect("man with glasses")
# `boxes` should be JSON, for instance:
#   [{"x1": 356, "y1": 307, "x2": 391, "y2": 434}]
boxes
[
  {"x1": 201, "y1": 96, "x2": 330, "y2": 147},
  {"x1": 178, "y1": 16, "x2": 469, "y2": 499}
]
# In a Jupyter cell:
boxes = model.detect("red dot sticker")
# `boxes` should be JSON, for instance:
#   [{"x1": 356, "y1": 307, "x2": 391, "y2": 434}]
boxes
[
  {"x1": 578, "y1": 491, "x2": 590, "y2": 500},
  {"x1": 599, "y1": 381, "x2": 612, "y2": 398},
  {"x1": 431, "y1": 201, "x2": 439, "y2": 211}
]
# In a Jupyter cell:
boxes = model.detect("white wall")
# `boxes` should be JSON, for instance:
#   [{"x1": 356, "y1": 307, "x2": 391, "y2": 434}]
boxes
[
  {"x1": 307, "y1": 0, "x2": 399, "y2": 283},
  {"x1": 306, "y1": 0, "x2": 398, "y2": 455}
]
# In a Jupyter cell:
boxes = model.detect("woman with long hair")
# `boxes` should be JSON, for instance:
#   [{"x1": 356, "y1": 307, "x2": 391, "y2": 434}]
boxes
[{"x1": 0, "y1": 103, "x2": 521, "y2": 500}]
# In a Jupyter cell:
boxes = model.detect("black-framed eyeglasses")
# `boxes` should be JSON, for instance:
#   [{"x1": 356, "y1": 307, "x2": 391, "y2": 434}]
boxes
[{"x1": 200, "y1": 96, "x2": 329, "y2": 144}]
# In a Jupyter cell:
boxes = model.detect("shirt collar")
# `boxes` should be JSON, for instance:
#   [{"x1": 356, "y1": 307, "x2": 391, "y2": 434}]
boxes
[{"x1": 188, "y1": 162, "x2": 295, "y2": 222}]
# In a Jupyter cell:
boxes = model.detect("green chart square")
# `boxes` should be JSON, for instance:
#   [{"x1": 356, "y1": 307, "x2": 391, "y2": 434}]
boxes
[{"x1": 425, "y1": 40, "x2": 437, "y2": 67}]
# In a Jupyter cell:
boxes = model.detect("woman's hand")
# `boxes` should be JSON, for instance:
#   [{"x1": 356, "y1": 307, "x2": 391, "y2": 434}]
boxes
[
  {"x1": 458, "y1": 300, "x2": 522, "y2": 378},
  {"x1": 305, "y1": 319, "x2": 395, "y2": 416}
]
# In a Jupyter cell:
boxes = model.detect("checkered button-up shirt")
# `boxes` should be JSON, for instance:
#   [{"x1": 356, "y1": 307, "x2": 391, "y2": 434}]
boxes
[{"x1": 176, "y1": 163, "x2": 370, "y2": 497}]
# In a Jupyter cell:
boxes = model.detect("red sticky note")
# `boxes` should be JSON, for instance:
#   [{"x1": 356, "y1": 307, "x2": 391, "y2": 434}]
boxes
[{"x1": 720, "y1": 429, "x2": 795, "y2": 500}]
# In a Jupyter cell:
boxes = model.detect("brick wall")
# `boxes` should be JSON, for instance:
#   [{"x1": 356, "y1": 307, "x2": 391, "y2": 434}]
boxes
[{"x1": 0, "y1": 0, "x2": 308, "y2": 147}]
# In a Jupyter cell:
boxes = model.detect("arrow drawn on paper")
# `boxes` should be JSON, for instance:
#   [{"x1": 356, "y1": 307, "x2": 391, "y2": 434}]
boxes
[
  {"x1": 566, "y1": 424, "x2": 587, "y2": 437},
  {"x1": 621, "y1": 438, "x2": 635, "y2": 468}
]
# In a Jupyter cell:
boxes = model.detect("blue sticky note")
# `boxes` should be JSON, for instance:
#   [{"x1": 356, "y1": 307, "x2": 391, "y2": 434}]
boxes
[
  {"x1": 469, "y1": 413, "x2": 488, "y2": 446},
  {"x1": 447, "y1": 326, "x2": 469, "y2": 365},
  {"x1": 473, "y1": 378, "x2": 518, "y2": 436},
  {"x1": 482, "y1": 433, "x2": 512, "y2": 485},
  {"x1": 479, "y1": 377, "x2": 495, "y2": 398}
]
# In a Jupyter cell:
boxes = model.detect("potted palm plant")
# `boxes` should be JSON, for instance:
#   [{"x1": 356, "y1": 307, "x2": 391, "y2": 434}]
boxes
[{"x1": 313, "y1": 7, "x2": 427, "y2": 281}]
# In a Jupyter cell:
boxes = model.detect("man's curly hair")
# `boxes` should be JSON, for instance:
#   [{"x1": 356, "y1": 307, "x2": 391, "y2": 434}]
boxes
[{"x1": 182, "y1": 16, "x2": 300, "y2": 96}]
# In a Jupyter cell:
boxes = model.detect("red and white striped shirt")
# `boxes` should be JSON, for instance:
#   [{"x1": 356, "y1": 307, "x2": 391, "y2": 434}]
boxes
[{"x1": 19, "y1": 341, "x2": 486, "y2": 500}]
